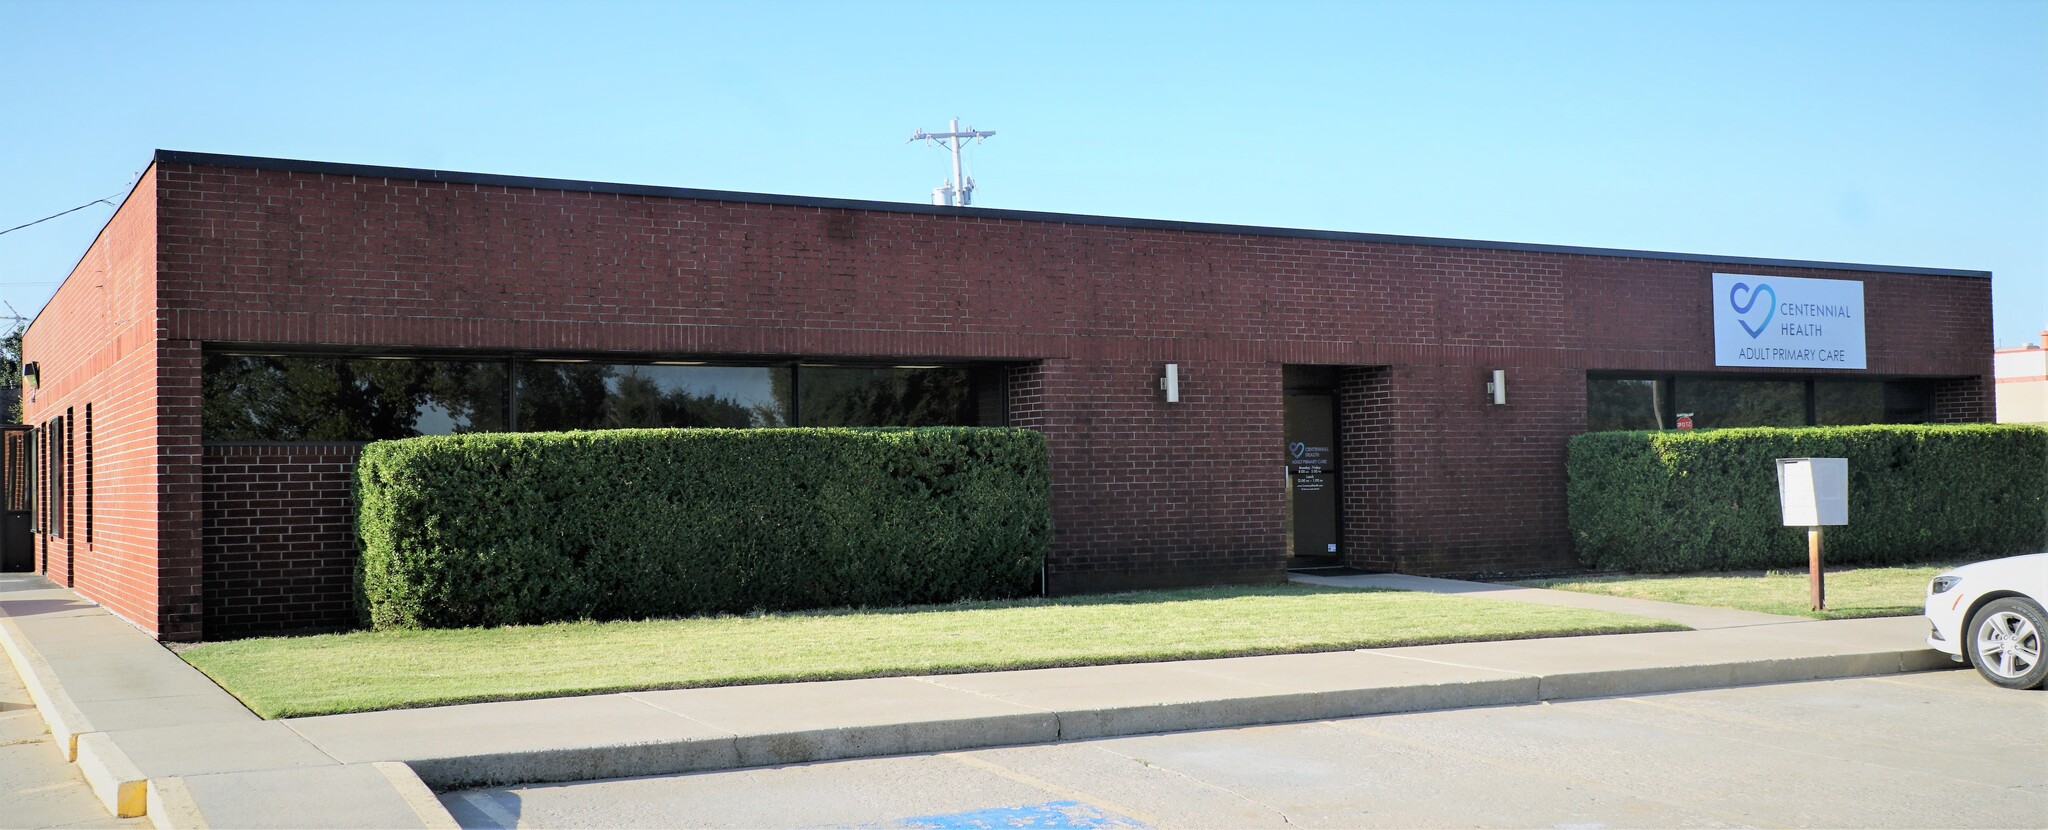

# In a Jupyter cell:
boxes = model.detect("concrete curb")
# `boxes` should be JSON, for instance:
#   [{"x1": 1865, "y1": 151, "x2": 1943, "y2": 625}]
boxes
[
  {"x1": 145, "y1": 764, "x2": 464, "y2": 829},
  {"x1": 0, "y1": 615, "x2": 93, "y2": 761},
  {"x1": 373, "y1": 761, "x2": 466, "y2": 830},
  {"x1": 736, "y1": 710, "x2": 1063, "y2": 768},
  {"x1": 75, "y1": 731, "x2": 148, "y2": 817},
  {"x1": 355, "y1": 642, "x2": 1952, "y2": 792},
  {"x1": 0, "y1": 581, "x2": 462, "y2": 828},
  {"x1": 144, "y1": 775, "x2": 204, "y2": 830},
  {"x1": 402, "y1": 739, "x2": 748, "y2": 793}
]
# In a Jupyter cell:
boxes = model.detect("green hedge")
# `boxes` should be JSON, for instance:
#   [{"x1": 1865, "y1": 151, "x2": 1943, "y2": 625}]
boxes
[
  {"x1": 1568, "y1": 424, "x2": 2048, "y2": 572},
  {"x1": 357, "y1": 427, "x2": 1050, "y2": 629}
]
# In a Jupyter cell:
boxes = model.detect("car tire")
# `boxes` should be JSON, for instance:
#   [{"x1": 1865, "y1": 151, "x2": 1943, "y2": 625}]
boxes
[{"x1": 1965, "y1": 597, "x2": 2048, "y2": 690}]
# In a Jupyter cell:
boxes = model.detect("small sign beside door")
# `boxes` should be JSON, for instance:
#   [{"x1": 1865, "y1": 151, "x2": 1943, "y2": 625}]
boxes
[{"x1": 1287, "y1": 440, "x2": 1333, "y2": 469}]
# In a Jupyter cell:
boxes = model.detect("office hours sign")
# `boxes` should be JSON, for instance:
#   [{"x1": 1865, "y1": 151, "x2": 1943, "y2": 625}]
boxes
[{"x1": 1713, "y1": 274, "x2": 1867, "y2": 369}]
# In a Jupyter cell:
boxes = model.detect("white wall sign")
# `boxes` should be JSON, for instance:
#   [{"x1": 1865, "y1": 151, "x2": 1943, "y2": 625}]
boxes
[{"x1": 1713, "y1": 273, "x2": 1867, "y2": 369}]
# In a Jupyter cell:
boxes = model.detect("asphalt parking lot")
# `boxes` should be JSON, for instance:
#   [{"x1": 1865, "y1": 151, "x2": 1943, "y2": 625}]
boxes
[{"x1": 444, "y1": 669, "x2": 2047, "y2": 829}]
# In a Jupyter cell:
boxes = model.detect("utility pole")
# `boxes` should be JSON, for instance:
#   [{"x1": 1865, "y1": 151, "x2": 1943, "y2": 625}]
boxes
[{"x1": 909, "y1": 118, "x2": 996, "y2": 206}]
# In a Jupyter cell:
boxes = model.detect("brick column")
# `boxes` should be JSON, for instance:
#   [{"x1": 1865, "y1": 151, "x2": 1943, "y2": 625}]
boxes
[{"x1": 158, "y1": 340, "x2": 205, "y2": 641}]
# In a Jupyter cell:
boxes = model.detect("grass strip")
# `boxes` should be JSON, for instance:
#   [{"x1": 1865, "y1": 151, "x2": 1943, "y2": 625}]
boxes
[
  {"x1": 1519, "y1": 563, "x2": 1955, "y2": 620},
  {"x1": 181, "y1": 585, "x2": 1680, "y2": 718}
]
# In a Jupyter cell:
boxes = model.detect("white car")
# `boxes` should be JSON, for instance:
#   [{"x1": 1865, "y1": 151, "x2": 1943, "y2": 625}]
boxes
[{"x1": 1926, "y1": 553, "x2": 2048, "y2": 690}]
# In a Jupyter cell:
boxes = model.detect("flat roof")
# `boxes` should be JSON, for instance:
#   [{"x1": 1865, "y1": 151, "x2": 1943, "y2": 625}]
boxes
[{"x1": 155, "y1": 149, "x2": 1991, "y2": 280}]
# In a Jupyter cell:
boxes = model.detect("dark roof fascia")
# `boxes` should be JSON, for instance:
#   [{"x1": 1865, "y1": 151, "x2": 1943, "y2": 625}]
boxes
[{"x1": 154, "y1": 149, "x2": 1992, "y2": 280}]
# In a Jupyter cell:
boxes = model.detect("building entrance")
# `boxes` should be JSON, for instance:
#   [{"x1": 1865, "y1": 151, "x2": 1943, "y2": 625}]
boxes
[
  {"x1": 1283, "y1": 368, "x2": 1341, "y2": 565},
  {"x1": 0, "y1": 426, "x2": 30, "y2": 572}
]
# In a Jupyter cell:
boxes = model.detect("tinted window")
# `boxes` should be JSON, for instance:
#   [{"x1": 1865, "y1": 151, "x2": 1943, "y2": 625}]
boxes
[
  {"x1": 202, "y1": 355, "x2": 508, "y2": 441},
  {"x1": 1587, "y1": 378, "x2": 1670, "y2": 431},
  {"x1": 1881, "y1": 380, "x2": 1934, "y2": 424},
  {"x1": 515, "y1": 364, "x2": 790, "y2": 431},
  {"x1": 1814, "y1": 382, "x2": 1884, "y2": 426},
  {"x1": 1675, "y1": 379, "x2": 1807, "y2": 429},
  {"x1": 204, "y1": 354, "x2": 998, "y2": 439},
  {"x1": 797, "y1": 366, "x2": 984, "y2": 427}
]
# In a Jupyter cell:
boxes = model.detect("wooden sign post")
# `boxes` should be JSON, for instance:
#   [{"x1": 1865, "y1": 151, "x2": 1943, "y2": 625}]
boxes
[
  {"x1": 1776, "y1": 458, "x2": 1848, "y2": 613},
  {"x1": 1807, "y1": 526, "x2": 1825, "y2": 611}
]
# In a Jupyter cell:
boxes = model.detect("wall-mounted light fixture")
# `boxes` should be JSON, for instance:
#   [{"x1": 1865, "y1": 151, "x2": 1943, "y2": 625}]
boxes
[
  {"x1": 1160, "y1": 363, "x2": 1181, "y2": 403},
  {"x1": 1486, "y1": 369, "x2": 1506, "y2": 405},
  {"x1": 21, "y1": 362, "x2": 38, "y2": 388}
]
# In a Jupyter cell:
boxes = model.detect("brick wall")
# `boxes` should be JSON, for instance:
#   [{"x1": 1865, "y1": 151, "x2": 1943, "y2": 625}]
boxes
[
  {"x1": 1932, "y1": 376, "x2": 1996, "y2": 423},
  {"x1": 1030, "y1": 358, "x2": 1287, "y2": 593},
  {"x1": 1338, "y1": 367, "x2": 1395, "y2": 572},
  {"x1": 22, "y1": 175, "x2": 165, "y2": 636},
  {"x1": 201, "y1": 443, "x2": 363, "y2": 637},
  {"x1": 28, "y1": 154, "x2": 1997, "y2": 639}
]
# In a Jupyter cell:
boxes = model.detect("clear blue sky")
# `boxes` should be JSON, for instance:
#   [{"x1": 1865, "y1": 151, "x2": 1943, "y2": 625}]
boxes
[{"x1": 3, "y1": 0, "x2": 2042, "y2": 346}]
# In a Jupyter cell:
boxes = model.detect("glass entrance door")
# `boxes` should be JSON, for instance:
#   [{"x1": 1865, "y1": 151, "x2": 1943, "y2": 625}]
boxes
[{"x1": 1284, "y1": 394, "x2": 1340, "y2": 562}]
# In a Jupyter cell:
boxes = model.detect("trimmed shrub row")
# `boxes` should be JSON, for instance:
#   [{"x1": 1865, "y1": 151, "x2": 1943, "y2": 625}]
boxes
[
  {"x1": 357, "y1": 427, "x2": 1050, "y2": 629},
  {"x1": 1568, "y1": 424, "x2": 2048, "y2": 572}
]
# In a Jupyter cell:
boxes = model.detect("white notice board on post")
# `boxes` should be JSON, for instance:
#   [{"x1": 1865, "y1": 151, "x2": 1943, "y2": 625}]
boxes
[
  {"x1": 1713, "y1": 274, "x2": 1867, "y2": 369},
  {"x1": 1776, "y1": 457, "x2": 1849, "y2": 527}
]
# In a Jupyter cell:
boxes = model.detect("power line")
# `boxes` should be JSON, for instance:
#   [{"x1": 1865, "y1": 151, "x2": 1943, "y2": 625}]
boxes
[{"x1": 0, "y1": 197, "x2": 117, "y2": 237}]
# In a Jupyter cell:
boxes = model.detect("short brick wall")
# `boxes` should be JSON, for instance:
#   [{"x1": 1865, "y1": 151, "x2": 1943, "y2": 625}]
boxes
[{"x1": 201, "y1": 443, "x2": 363, "y2": 637}]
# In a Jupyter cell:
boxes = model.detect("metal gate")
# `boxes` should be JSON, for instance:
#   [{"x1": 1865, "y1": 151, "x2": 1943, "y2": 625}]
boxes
[{"x1": 0, "y1": 426, "x2": 31, "y2": 572}]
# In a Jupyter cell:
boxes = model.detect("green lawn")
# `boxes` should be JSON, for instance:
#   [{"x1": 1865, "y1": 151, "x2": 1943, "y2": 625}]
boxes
[
  {"x1": 181, "y1": 585, "x2": 1681, "y2": 718},
  {"x1": 1520, "y1": 563, "x2": 1954, "y2": 620}
]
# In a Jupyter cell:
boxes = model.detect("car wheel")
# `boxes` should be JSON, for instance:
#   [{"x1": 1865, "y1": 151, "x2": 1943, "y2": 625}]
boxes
[{"x1": 1965, "y1": 597, "x2": 2048, "y2": 690}]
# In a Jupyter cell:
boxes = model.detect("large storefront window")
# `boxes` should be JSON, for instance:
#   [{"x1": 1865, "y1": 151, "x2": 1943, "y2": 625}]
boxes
[
  {"x1": 203, "y1": 355, "x2": 508, "y2": 441},
  {"x1": 203, "y1": 353, "x2": 1001, "y2": 440},
  {"x1": 1586, "y1": 374, "x2": 1937, "y2": 432}
]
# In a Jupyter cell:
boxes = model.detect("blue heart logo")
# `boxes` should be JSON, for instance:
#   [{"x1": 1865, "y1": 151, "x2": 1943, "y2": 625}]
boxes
[
  {"x1": 1289, "y1": 441, "x2": 1306, "y2": 460},
  {"x1": 1729, "y1": 281, "x2": 1776, "y2": 339}
]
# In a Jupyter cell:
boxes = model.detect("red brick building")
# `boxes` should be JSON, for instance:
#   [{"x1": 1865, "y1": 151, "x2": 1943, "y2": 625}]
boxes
[{"x1": 17, "y1": 151, "x2": 1993, "y2": 641}]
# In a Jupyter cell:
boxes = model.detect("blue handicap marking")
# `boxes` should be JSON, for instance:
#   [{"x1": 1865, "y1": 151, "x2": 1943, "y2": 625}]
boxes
[{"x1": 886, "y1": 800, "x2": 1149, "y2": 829}]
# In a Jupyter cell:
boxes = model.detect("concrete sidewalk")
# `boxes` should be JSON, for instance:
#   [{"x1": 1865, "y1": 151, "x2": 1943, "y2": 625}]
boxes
[
  {"x1": 2, "y1": 572, "x2": 1957, "y2": 825},
  {"x1": 1, "y1": 632, "x2": 147, "y2": 829},
  {"x1": 0, "y1": 575, "x2": 456, "y2": 829}
]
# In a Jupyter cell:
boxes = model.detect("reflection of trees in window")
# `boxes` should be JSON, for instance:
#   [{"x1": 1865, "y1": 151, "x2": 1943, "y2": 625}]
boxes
[
  {"x1": 514, "y1": 364, "x2": 612, "y2": 432},
  {"x1": 797, "y1": 367, "x2": 976, "y2": 427},
  {"x1": 604, "y1": 368, "x2": 768, "y2": 428},
  {"x1": 205, "y1": 356, "x2": 1002, "y2": 440},
  {"x1": 1879, "y1": 381, "x2": 1934, "y2": 424},
  {"x1": 1586, "y1": 378, "x2": 1667, "y2": 431},
  {"x1": 1815, "y1": 382, "x2": 1884, "y2": 425},
  {"x1": 1587, "y1": 377, "x2": 1940, "y2": 433},
  {"x1": 202, "y1": 355, "x2": 506, "y2": 441},
  {"x1": 516, "y1": 364, "x2": 790, "y2": 431},
  {"x1": 1676, "y1": 380, "x2": 1806, "y2": 429}
]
